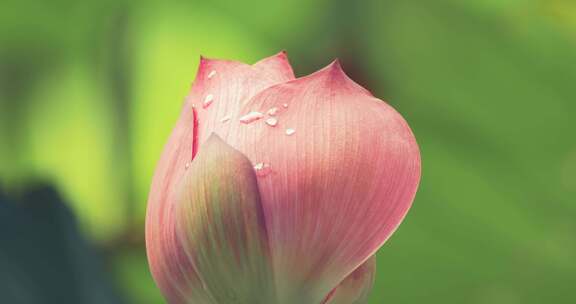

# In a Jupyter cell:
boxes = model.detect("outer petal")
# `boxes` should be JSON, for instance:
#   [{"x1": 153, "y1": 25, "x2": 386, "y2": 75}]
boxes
[
  {"x1": 145, "y1": 52, "x2": 294, "y2": 303},
  {"x1": 145, "y1": 103, "x2": 197, "y2": 304},
  {"x1": 322, "y1": 256, "x2": 376, "y2": 304},
  {"x1": 174, "y1": 135, "x2": 275, "y2": 303},
  {"x1": 220, "y1": 61, "x2": 421, "y2": 301}
]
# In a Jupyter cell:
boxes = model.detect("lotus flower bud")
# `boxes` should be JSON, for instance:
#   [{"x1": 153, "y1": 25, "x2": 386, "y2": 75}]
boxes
[{"x1": 146, "y1": 52, "x2": 421, "y2": 303}]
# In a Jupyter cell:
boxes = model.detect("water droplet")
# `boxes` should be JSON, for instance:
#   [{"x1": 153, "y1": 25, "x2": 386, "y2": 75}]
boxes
[
  {"x1": 239, "y1": 111, "x2": 264, "y2": 124},
  {"x1": 282, "y1": 103, "x2": 289, "y2": 108},
  {"x1": 185, "y1": 162, "x2": 191, "y2": 169},
  {"x1": 203, "y1": 94, "x2": 214, "y2": 108},
  {"x1": 208, "y1": 70, "x2": 217, "y2": 79},
  {"x1": 265, "y1": 117, "x2": 278, "y2": 127},
  {"x1": 254, "y1": 162, "x2": 271, "y2": 177},
  {"x1": 220, "y1": 115, "x2": 231, "y2": 123},
  {"x1": 267, "y1": 107, "x2": 279, "y2": 116},
  {"x1": 285, "y1": 128, "x2": 296, "y2": 136}
]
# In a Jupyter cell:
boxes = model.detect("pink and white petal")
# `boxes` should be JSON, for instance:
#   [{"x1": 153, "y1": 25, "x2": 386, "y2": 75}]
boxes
[
  {"x1": 322, "y1": 256, "x2": 376, "y2": 304},
  {"x1": 222, "y1": 61, "x2": 421, "y2": 301},
  {"x1": 253, "y1": 50, "x2": 295, "y2": 84},
  {"x1": 174, "y1": 135, "x2": 275, "y2": 303},
  {"x1": 146, "y1": 52, "x2": 294, "y2": 303},
  {"x1": 189, "y1": 51, "x2": 295, "y2": 151},
  {"x1": 145, "y1": 103, "x2": 202, "y2": 304}
]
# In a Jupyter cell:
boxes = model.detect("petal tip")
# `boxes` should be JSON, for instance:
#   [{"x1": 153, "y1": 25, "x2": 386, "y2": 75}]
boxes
[
  {"x1": 323, "y1": 59, "x2": 347, "y2": 79},
  {"x1": 254, "y1": 50, "x2": 291, "y2": 66},
  {"x1": 312, "y1": 58, "x2": 347, "y2": 80},
  {"x1": 276, "y1": 49, "x2": 288, "y2": 58},
  {"x1": 198, "y1": 54, "x2": 212, "y2": 66},
  {"x1": 206, "y1": 132, "x2": 223, "y2": 142},
  {"x1": 253, "y1": 50, "x2": 295, "y2": 80},
  {"x1": 309, "y1": 59, "x2": 372, "y2": 95},
  {"x1": 200, "y1": 133, "x2": 251, "y2": 168},
  {"x1": 329, "y1": 58, "x2": 342, "y2": 69},
  {"x1": 203, "y1": 133, "x2": 233, "y2": 154},
  {"x1": 268, "y1": 49, "x2": 289, "y2": 61},
  {"x1": 196, "y1": 55, "x2": 213, "y2": 77}
]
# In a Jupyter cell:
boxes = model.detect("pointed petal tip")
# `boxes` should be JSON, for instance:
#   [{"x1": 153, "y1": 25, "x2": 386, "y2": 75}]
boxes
[
  {"x1": 253, "y1": 50, "x2": 295, "y2": 80},
  {"x1": 198, "y1": 54, "x2": 212, "y2": 65},
  {"x1": 329, "y1": 58, "x2": 342, "y2": 69},
  {"x1": 197, "y1": 54, "x2": 243, "y2": 68},
  {"x1": 306, "y1": 58, "x2": 372, "y2": 95},
  {"x1": 324, "y1": 58, "x2": 347, "y2": 77},
  {"x1": 203, "y1": 133, "x2": 236, "y2": 155},
  {"x1": 197, "y1": 55, "x2": 228, "y2": 69},
  {"x1": 254, "y1": 50, "x2": 291, "y2": 66},
  {"x1": 206, "y1": 132, "x2": 224, "y2": 143},
  {"x1": 201, "y1": 133, "x2": 250, "y2": 166},
  {"x1": 196, "y1": 55, "x2": 213, "y2": 75},
  {"x1": 273, "y1": 50, "x2": 290, "y2": 64},
  {"x1": 173, "y1": 128, "x2": 274, "y2": 303},
  {"x1": 276, "y1": 49, "x2": 288, "y2": 58},
  {"x1": 312, "y1": 58, "x2": 347, "y2": 80},
  {"x1": 269, "y1": 49, "x2": 289, "y2": 60}
]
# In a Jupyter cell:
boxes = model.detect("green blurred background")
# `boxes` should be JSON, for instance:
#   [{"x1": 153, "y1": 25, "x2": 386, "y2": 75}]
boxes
[{"x1": 1, "y1": 0, "x2": 575, "y2": 303}]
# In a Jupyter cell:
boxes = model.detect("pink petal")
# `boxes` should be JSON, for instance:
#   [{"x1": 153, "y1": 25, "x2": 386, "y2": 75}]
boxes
[
  {"x1": 322, "y1": 256, "x2": 376, "y2": 304},
  {"x1": 146, "y1": 52, "x2": 295, "y2": 303},
  {"x1": 189, "y1": 51, "x2": 295, "y2": 152},
  {"x1": 253, "y1": 50, "x2": 295, "y2": 84},
  {"x1": 145, "y1": 103, "x2": 198, "y2": 304},
  {"x1": 174, "y1": 135, "x2": 275, "y2": 303},
  {"x1": 220, "y1": 60, "x2": 421, "y2": 301}
]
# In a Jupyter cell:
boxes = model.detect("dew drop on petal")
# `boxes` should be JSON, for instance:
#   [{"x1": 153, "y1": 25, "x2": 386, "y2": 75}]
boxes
[
  {"x1": 282, "y1": 103, "x2": 289, "y2": 108},
  {"x1": 239, "y1": 111, "x2": 264, "y2": 124},
  {"x1": 220, "y1": 115, "x2": 231, "y2": 123},
  {"x1": 267, "y1": 107, "x2": 279, "y2": 116},
  {"x1": 203, "y1": 94, "x2": 214, "y2": 108},
  {"x1": 285, "y1": 128, "x2": 296, "y2": 136},
  {"x1": 265, "y1": 117, "x2": 278, "y2": 127},
  {"x1": 208, "y1": 70, "x2": 217, "y2": 79},
  {"x1": 254, "y1": 162, "x2": 271, "y2": 177},
  {"x1": 185, "y1": 162, "x2": 191, "y2": 170}
]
